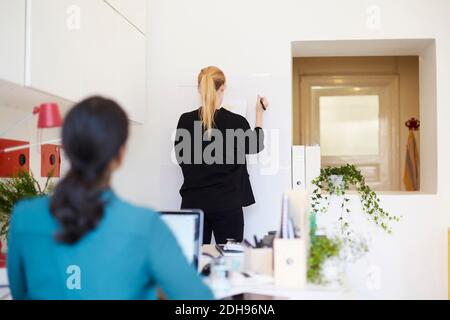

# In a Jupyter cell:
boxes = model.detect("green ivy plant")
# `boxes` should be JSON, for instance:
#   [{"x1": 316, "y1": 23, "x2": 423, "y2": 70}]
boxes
[
  {"x1": 307, "y1": 235, "x2": 341, "y2": 284},
  {"x1": 307, "y1": 233, "x2": 369, "y2": 284},
  {"x1": 0, "y1": 171, "x2": 54, "y2": 240},
  {"x1": 310, "y1": 164, "x2": 401, "y2": 238}
]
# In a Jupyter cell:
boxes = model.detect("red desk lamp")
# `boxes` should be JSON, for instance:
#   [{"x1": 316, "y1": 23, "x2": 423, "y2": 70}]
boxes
[{"x1": 35, "y1": 103, "x2": 63, "y2": 129}]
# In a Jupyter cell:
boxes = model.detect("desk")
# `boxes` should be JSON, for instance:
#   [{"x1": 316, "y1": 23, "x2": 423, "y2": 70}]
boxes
[
  {"x1": 0, "y1": 247, "x2": 354, "y2": 300},
  {"x1": 0, "y1": 287, "x2": 10, "y2": 300},
  {"x1": 201, "y1": 245, "x2": 354, "y2": 300}
]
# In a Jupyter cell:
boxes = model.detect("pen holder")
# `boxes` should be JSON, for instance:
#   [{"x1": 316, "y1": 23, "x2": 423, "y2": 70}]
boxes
[
  {"x1": 273, "y1": 238, "x2": 307, "y2": 289},
  {"x1": 244, "y1": 247, "x2": 273, "y2": 276}
]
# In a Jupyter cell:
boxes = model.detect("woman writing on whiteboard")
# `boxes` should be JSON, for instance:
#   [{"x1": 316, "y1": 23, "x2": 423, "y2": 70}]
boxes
[{"x1": 175, "y1": 66, "x2": 269, "y2": 244}]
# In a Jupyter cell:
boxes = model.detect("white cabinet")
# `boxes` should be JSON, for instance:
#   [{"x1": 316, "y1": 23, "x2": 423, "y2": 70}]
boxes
[
  {"x1": 0, "y1": 0, "x2": 26, "y2": 85},
  {"x1": 79, "y1": 1, "x2": 147, "y2": 121},
  {"x1": 105, "y1": 0, "x2": 146, "y2": 34},
  {"x1": 78, "y1": 0, "x2": 117, "y2": 101},
  {"x1": 27, "y1": 0, "x2": 84, "y2": 102},
  {"x1": 0, "y1": 0, "x2": 146, "y2": 123},
  {"x1": 112, "y1": 12, "x2": 147, "y2": 121}
]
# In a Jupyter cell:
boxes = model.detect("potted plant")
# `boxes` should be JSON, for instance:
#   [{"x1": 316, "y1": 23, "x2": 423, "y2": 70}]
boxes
[
  {"x1": 310, "y1": 164, "x2": 401, "y2": 237},
  {"x1": 307, "y1": 164, "x2": 400, "y2": 285},
  {"x1": 0, "y1": 171, "x2": 54, "y2": 264}
]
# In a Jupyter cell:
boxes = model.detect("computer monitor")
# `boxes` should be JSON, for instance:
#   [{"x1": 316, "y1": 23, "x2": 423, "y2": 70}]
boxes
[{"x1": 159, "y1": 210, "x2": 203, "y2": 272}]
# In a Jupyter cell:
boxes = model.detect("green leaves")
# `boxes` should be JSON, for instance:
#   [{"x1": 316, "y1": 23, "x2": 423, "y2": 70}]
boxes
[
  {"x1": 0, "y1": 171, "x2": 54, "y2": 239},
  {"x1": 307, "y1": 235, "x2": 341, "y2": 284},
  {"x1": 310, "y1": 164, "x2": 401, "y2": 238},
  {"x1": 307, "y1": 164, "x2": 400, "y2": 285}
]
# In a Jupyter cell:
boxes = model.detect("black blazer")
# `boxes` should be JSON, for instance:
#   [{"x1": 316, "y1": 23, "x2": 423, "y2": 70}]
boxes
[{"x1": 175, "y1": 107, "x2": 264, "y2": 212}]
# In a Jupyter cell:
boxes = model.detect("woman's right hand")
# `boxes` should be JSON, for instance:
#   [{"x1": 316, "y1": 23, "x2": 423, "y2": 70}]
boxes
[
  {"x1": 255, "y1": 95, "x2": 268, "y2": 127},
  {"x1": 256, "y1": 95, "x2": 269, "y2": 115}
]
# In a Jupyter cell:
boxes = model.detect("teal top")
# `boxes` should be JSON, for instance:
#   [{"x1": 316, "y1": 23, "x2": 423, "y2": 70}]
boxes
[{"x1": 7, "y1": 190, "x2": 214, "y2": 300}]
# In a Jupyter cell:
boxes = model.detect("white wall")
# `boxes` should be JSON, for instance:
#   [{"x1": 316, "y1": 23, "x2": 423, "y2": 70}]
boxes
[{"x1": 111, "y1": 0, "x2": 450, "y2": 299}]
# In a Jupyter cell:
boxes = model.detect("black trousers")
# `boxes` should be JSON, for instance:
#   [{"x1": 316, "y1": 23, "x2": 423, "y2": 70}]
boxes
[{"x1": 202, "y1": 207, "x2": 244, "y2": 244}]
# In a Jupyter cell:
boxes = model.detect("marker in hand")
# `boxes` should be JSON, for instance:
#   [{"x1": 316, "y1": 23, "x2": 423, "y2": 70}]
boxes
[
  {"x1": 258, "y1": 95, "x2": 268, "y2": 111},
  {"x1": 256, "y1": 96, "x2": 267, "y2": 127},
  {"x1": 260, "y1": 98, "x2": 267, "y2": 111}
]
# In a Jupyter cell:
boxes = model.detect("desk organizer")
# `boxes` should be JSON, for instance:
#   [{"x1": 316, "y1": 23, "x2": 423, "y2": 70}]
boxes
[{"x1": 273, "y1": 238, "x2": 307, "y2": 288}]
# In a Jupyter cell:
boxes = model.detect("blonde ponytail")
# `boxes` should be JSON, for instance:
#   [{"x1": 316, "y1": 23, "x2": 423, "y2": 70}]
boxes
[{"x1": 198, "y1": 66, "x2": 226, "y2": 132}]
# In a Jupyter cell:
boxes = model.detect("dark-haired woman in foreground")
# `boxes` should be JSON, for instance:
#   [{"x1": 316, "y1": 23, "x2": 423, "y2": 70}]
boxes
[{"x1": 7, "y1": 96, "x2": 213, "y2": 300}]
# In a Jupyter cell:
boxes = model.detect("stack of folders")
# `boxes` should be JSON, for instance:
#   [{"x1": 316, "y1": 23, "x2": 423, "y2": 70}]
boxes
[
  {"x1": 278, "y1": 190, "x2": 309, "y2": 240},
  {"x1": 279, "y1": 193, "x2": 296, "y2": 239}
]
